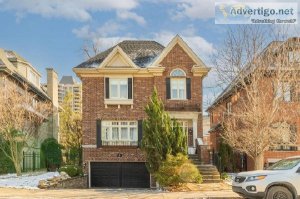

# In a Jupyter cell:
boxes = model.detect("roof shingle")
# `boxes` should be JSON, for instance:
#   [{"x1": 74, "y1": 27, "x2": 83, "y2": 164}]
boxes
[{"x1": 75, "y1": 40, "x2": 165, "y2": 68}]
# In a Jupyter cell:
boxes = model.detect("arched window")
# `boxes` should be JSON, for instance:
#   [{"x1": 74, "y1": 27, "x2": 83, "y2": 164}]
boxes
[
  {"x1": 169, "y1": 69, "x2": 187, "y2": 99},
  {"x1": 170, "y1": 69, "x2": 186, "y2": 77}
]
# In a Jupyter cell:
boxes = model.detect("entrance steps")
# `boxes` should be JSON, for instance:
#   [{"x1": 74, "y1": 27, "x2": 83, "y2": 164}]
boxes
[{"x1": 188, "y1": 154, "x2": 222, "y2": 183}]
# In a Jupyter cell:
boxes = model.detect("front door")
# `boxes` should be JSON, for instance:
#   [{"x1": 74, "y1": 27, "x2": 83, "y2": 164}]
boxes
[{"x1": 177, "y1": 120, "x2": 195, "y2": 154}]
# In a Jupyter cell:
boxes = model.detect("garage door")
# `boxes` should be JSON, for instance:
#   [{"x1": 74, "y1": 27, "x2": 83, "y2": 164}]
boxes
[{"x1": 90, "y1": 162, "x2": 150, "y2": 188}]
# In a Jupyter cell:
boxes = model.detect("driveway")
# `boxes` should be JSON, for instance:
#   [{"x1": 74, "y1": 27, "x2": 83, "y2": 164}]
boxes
[{"x1": 0, "y1": 188, "x2": 241, "y2": 199}]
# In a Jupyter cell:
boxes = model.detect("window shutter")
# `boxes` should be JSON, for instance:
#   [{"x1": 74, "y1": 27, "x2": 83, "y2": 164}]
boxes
[
  {"x1": 138, "y1": 120, "x2": 143, "y2": 147},
  {"x1": 128, "y1": 78, "x2": 132, "y2": 99},
  {"x1": 166, "y1": 78, "x2": 171, "y2": 99},
  {"x1": 186, "y1": 78, "x2": 191, "y2": 99},
  {"x1": 105, "y1": 78, "x2": 109, "y2": 99},
  {"x1": 96, "y1": 120, "x2": 102, "y2": 148}
]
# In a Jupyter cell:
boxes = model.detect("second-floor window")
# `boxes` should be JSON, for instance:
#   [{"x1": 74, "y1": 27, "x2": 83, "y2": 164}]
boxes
[
  {"x1": 275, "y1": 82, "x2": 292, "y2": 102},
  {"x1": 226, "y1": 102, "x2": 232, "y2": 114},
  {"x1": 105, "y1": 78, "x2": 132, "y2": 100},
  {"x1": 171, "y1": 78, "x2": 186, "y2": 99},
  {"x1": 110, "y1": 79, "x2": 128, "y2": 99},
  {"x1": 167, "y1": 69, "x2": 191, "y2": 100},
  {"x1": 171, "y1": 69, "x2": 186, "y2": 100}
]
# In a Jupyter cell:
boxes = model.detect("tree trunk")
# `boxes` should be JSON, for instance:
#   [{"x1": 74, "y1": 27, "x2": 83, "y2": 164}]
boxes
[
  {"x1": 14, "y1": 160, "x2": 22, "y2": 176},
  {"x1": 253, "y1": 153, "x2": 264, "y2": 170}
]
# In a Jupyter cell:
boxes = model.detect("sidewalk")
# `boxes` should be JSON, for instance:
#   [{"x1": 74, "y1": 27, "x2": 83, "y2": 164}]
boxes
[{"x1": 0, "y1": 187, "x2": 241, "y2": 199}]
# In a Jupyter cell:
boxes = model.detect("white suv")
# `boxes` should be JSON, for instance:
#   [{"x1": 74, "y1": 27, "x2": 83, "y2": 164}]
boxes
[{"x1": 232, "y1": 156, "x2": 300, "y2": 199}]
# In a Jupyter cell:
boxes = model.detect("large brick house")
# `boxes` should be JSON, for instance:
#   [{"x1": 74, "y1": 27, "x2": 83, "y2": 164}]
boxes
[
  {"x1": 73, "y1": 35, "x2": 210, "y2": 188},
  {"x1": 207, "y1": 37, "x2": 300, "y2": 171}
]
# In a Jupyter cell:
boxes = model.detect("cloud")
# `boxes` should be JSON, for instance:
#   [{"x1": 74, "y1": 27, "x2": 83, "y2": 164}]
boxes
[
  {"x1": 117, "y1": 10, "x2": 146, "y2": 25},
  {"x1": 171, "y1": 0, "x2": 215, "y2": 20},
  {"x1": 0, "y1": 0, "x2": 142, "y2": 22},
  {"x1": 73, "y1": 25, "x2": 136, "y2": 51}
]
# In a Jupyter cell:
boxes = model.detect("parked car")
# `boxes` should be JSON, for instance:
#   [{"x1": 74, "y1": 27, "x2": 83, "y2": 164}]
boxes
[{"x1": 232, "y1": 156, "x2": 300, "y2": 199}]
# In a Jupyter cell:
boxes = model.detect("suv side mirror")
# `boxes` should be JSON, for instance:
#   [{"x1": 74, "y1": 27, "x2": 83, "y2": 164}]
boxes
[{"x1": 296, "y1": 167, "x2": 300, "y2": 173}]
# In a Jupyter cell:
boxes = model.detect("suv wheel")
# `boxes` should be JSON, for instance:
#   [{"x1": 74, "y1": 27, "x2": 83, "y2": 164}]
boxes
[{"x1": 266, "y1": 186, "x2": 293, "y2": 199}]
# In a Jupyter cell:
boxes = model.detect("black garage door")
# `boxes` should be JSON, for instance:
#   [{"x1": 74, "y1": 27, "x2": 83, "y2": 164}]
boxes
[{"x1": 90, "y1": 162, "x2": 150, "y2": 188}]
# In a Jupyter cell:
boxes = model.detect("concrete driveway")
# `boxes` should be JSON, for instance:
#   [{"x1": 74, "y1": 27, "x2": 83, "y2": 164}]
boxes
[{"x1": 0, "y1": 188, "x2": 241, "y2": 199}]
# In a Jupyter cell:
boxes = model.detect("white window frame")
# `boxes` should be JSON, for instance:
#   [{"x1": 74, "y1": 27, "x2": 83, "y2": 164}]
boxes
[
  {"x1": 288, "y1": 51, "x2": 300, "y2": 63},
  {"x1": 276, "y1": 82, "x2": 292, "y2": 102},
  {"x1": 101, "y1": 121, "x2": 138, "y2": 146},
  {"x1": 170, "y1": 68, "x2": 186, "y2": 100},
  {"x1": 171, "y1": 78, "x2": 186, "y2": 100},
  {"x1": 109, "y1": 78, "x2": 128, "y2": 100},
  {"x1": 170, "y1": 69, "x2": 186, "y2": 77},
  {"x1": 226, "y1": 102, "x2": 232, "y2": 114}
]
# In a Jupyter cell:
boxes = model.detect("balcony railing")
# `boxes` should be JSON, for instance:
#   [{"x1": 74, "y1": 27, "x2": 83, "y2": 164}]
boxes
[
  {"x1": 102, "y1": 140, "x2": 138, "y2": 146},
  {"x1": 165, "y1": 103, "x2": 201, "y2": 112}
]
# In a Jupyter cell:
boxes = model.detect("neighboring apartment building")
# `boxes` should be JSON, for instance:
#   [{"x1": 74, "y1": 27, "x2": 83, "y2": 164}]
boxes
[
  {"x1": 207, "y1": 37, "x2": 300, "y2": 171},
  {"x1": 43, "y1": 76, "x2": 82, "y2": 112},
  {"x1": 0, "y1": 48, "x2": 59, "y2": 171},
  {"x1": 58, "y1": 76, "x2": 82, "y2": 112},
  {"x1": 73, "y1": 35, "x2": 210, "y2": 188}
]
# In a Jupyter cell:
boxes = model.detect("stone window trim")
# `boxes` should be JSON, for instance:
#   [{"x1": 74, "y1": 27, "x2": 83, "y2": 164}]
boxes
[
  {"x1": 167, "y1": 68, "x2": 191, "y2": 100},
  {"x1": 104, "y1": 76, "x2": 133, "y2": 108}
]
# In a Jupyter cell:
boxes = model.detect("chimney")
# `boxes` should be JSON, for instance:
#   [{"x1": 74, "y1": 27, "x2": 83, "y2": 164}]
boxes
[{"x1": 46, "y1": 68, "x2": 58, "y2": 107}]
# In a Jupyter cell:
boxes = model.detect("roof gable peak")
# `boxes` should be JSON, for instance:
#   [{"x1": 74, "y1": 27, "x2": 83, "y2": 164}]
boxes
[
  {"x1": 98, "y1": 46, "x2": 138, "y2": 68},
  {"x1": 152, "y1": 35, "x2": 206, "y2": 67}
]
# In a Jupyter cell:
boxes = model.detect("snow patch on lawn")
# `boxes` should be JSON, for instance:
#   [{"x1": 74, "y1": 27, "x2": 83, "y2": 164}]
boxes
[{"x1": 0, "y1": 172, "x2": 59, "y2": 189}]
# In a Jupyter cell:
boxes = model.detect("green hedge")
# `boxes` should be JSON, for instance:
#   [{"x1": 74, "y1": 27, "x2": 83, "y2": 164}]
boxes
[
  {"x1": 155, "y1": 153, "x2": 202, "y2": 187},
  {"x1": 0, "y1": 150, "x2": 15, "y2": 174},
  {"x1": 41, "y1": 138, "x2": 62, "y2": 171},
  {"x1": 59, "y1": 165, "x2": 83, "y2": 177}
]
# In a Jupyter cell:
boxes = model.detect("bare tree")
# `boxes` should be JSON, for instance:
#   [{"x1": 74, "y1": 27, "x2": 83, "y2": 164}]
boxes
[
  {"x1": 212, "y1": 26, "x2": 300, "y2": 170},
  {"x1": 0, "y1": 82, "x2": 52, "y2": 175},
  {"x1": 82, "y1": 40, "x2": 101, "y2": 60}
]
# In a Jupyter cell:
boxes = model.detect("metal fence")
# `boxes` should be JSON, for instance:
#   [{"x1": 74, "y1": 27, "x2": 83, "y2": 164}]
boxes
[{"x1": 22, "y1": 151, "x2": 41, "y2": 172}]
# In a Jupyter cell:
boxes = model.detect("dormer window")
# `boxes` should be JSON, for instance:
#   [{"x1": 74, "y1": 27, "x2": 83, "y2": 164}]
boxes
[{"x1": 167, "y1": 69, "x2": 190, "y2": 100}]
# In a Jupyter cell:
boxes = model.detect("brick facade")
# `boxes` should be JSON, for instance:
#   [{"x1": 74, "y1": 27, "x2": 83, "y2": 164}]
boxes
[
  {"x1": 79, "y1": 41, "x2": 207, "y2": 173},
  {"x1": 207, "y1": 38, "x2": 300, "y2": 171}
]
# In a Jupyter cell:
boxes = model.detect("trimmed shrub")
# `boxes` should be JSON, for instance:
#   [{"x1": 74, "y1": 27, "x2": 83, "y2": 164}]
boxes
[
  {"x1": 155, "y1": 153, "x2": 202, "y2": 187},
  {"x1": 59, "y1": 165, "x2": 83, "y2": 177},
  {"x1": 41, "y1": 138, "x2": 62, "y2": 171},
  {"x1": 221, "y1": 172, "x2": 229, "y2": 180}
]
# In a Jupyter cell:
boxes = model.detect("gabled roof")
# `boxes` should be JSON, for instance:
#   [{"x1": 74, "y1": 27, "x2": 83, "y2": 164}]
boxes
[
  {"x1": 75, "y1": 40, "x2": 165, "y2": 68},
  {"x1": 0, "y1": 48, "x2": 49, "y2": 101},
  {"x1": 98, "y1": 46, "x2": 138, "y2": 68},
  {"x1": 152, "y1": 35, "x2": 207, "y2": 67},
  {"x1": 60, "y1": 76, "x2": 76, "y2": 84}
]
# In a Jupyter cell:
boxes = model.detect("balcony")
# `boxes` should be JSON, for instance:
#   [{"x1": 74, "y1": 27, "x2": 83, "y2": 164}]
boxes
[
  {"x1": 102, "y1": 140, "x2": 138, "y2": 146},
  {"x1": 165, "y1": 103, "x2": 201, "y2": 112}
]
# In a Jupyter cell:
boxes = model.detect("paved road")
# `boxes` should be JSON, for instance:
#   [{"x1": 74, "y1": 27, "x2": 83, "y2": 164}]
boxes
[{"x1": 0, "y1": 188, "x2": 241, "y2": 199}]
